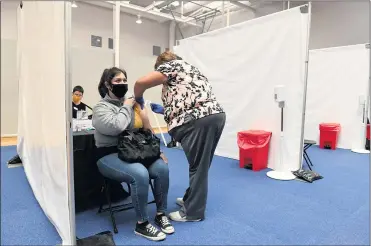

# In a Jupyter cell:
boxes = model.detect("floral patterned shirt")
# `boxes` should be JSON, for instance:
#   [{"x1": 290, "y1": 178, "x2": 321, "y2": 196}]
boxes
[{"x1": 156, "y1": 60, "x2": 224, "y2": 131}]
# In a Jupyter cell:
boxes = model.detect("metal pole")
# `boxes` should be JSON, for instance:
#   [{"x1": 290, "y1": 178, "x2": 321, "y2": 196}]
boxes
[
  {"x1": 222, "y1": 0, "x2": 225, "y2": 27},
  {"x1": 227, "y1": 6, "x2": 230, "y2": 26},
  {"x1": 181, "y1": 1, "x2": 184, "y2": 18},
  {"x1": 169, "y1": 7, "x2": 184, "y2": 39},
  {"x1": 298, "y1": 2, "x2": 312, "y2": 170},
  {"x1": 114, "y1": 2, "x2": 120, "y2": 67},
  {"x1": 288, "y1": 1, "x2": 290, "y2": 9},
  {"x1": 64, "y1": 1, "x2": 76, "y2": 245},
  {"x1": 169, "y1": 21, "x2": 176, "y2": 50},
  {"x1": 206, "y1": 10, "x2": 217, "y2": 32},
  {"x1": 366, "y1": 42, "x2": 370, "y2": 146}
]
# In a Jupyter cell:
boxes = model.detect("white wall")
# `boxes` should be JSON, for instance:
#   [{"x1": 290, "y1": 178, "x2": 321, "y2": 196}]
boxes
[
  {"x1": 309, "y1": 1, "x2": 369, "y2": 49},
  {"x1": 71, "y1": 2, "x2": 169, "y2": 127},
  {"x1": 1, "y1": 2, "x2": 169, "y2": 136},
  {"x1": 1, "y1": 1, "x2": 19, "y2": 136}
]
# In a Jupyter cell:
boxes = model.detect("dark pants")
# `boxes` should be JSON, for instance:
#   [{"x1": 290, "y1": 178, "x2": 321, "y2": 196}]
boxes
[{"x1": 170, "y1": 113, "x2": 226, "y2": 220}]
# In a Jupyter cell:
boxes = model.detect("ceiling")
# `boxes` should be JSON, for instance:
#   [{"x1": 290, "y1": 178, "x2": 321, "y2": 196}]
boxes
[
  {"x1": 83, "y1": 1, "x2": 307, "y2": 29},
  {"x1": 127, "y1": 0, "x2": 251, "y2": 19},
  {"x1": 84, "y1": 1, "x2": 262, "y2": 25}
]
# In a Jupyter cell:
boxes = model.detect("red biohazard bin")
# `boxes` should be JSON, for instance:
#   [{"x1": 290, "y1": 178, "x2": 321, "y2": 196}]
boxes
[
  {"x1": 237, "y1": 130, "x2": 272, "y2": 171},
  {"x1": 367, "y1": 124, "x2": 370, "y2": 140},
  {"x1": 319, "y1": 123, "x2": 341, "y2": 150}
]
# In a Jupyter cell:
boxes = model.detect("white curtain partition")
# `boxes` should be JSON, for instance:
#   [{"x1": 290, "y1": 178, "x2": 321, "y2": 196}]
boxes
[
  {"x1": 305, "y1": 44, "x2": 369, "y2": 149},
  {"x1": 17, "y1": 2, "x2": 74, "y2": 245},
  {"x1": 175, "y1": 6, "x2": 309, "y2": 171}
]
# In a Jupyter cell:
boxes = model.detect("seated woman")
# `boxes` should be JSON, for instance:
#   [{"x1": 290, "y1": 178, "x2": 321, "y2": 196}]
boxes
[{"x1": 93, "y1": 67, "x2": 174, "y2": 241}]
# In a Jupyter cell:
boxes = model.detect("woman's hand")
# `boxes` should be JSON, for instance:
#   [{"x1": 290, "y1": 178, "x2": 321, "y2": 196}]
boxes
[
  {"x1": 160, "y1": 152, "x2": 168, "y2": 164},
  {"x1": 124, "y1": 97, "x2": 135, "y2": 107}
]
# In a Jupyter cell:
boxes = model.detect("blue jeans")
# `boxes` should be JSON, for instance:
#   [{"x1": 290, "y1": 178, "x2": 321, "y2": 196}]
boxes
[{"x1": 97, "y1": 153, "x2": 169, "y2": 222}]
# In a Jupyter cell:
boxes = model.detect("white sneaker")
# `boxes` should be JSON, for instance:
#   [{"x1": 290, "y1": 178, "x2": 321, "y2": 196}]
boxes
[
  {"x1": 169, "y1": 211, "x2": 202, "y2": 222},
  {"x1": 176, "y1": 198, "x2": 184, "y2": 207}
]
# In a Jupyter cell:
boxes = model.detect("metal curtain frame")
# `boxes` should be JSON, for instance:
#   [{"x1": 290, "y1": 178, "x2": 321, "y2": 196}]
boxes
[
  {"x1": 366, "y1": 41, "x2": 370, "y2": 146},
  {"x1": 64, "y1": 1, "x2": 76, "y2": 245},
  {"x1": 298, "y1": 2, "x2": 312, "y2": 170},
  {"x1": 362, "y1": 46, "x2": 369, "y2": 145}
]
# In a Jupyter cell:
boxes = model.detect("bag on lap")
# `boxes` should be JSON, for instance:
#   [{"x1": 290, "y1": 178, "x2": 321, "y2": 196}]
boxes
[{"x1": 117, "y1": 128, "x2": 161, "y2": 166}]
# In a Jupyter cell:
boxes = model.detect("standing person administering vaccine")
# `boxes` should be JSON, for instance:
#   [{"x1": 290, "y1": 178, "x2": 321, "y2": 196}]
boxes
[{"x1": 134, "y1": 51, "x2": 226, "y2": 222}]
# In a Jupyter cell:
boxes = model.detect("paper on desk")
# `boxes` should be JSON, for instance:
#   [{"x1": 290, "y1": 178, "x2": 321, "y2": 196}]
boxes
[{"x1": 72, "y1": 119, "x2": 94, "y2": 131}]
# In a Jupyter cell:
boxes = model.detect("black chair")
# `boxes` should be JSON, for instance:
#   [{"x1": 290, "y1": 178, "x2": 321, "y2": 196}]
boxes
[
  {"x1": 98, "y1": 178, "x2": 156, "y2": 233},
  {"x1": 303, "y1": 139, "x2": 316, "y2": 170}
]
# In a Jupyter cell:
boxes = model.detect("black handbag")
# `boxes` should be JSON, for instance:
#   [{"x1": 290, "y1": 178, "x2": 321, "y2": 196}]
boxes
[{"x1": 117, "y1": 128, "x2": 161, "y2": 166}]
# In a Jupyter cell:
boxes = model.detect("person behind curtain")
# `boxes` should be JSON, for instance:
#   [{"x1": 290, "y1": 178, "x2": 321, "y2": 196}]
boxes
[
  {"x1": 134, "y1": 51, "x2": 226, "y2": 222},
  {"x1": 72, "y1": 85, "x2": 88, "y2": 119},
  {"x1": 93, "y1": 67, "x2": 174, "y2": 241}
]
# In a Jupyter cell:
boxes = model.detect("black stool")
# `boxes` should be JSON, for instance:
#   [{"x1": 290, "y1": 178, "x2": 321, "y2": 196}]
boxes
[
  {"x1": 303, "y1": 139, "x2": 316, "y2": 170},
  {"x1": 98, "y1": 178, "x2": 156, "y2": 233}
]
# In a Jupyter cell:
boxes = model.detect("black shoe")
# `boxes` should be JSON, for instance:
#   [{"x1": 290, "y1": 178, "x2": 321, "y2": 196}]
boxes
[
  {"x1": 8, "y1": 154, "x2": 22, "y2": 165},
  {"x1": 134, "y1": 222, "x2": 166, "y2": 241},
  {"x1": 167, "y1": 140, "x2": 177, "y2": 148},
  {"x1": 155, "y1": 214, "x2": 175, "y2": 234}
]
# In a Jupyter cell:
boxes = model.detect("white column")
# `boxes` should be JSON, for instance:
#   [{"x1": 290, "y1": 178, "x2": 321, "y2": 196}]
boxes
[
  {"x1": 181, "y1": 1, "x2": 184, "y2": 18},
  {"x1": 222, "y1": 0, "x2": 225, "y2": 27},
  {"x1": 169, "y1": 21, "x2": 176, "y2": 50},
  {"x1": 114, "y1": 2, "x2": 120, "y2": 67},
  {"x1": 227, "y1": 7, "x2": 230, "y2": 26}
]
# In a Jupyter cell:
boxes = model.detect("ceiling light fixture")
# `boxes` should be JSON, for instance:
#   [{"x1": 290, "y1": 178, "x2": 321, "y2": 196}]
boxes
[
  {"x1": 71, "y1": 1, "x2": 78, "y2": 8},
  {"x1": 136, "y1": 15, "x2": 142, "y2": 24}
]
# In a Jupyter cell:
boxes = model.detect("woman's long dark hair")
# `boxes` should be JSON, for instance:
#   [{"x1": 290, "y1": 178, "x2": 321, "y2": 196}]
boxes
[{"x1": 98, "y1": 67, "x2": 127, "y2": 98}]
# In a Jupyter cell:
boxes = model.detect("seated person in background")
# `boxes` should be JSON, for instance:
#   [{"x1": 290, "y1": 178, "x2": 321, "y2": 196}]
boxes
[
  {"x1": 93, "y1": 67, "x2": 174, "y2": 241},
  {"x1": 72, "y1": 85, "x2": 88, "y2": 118}
]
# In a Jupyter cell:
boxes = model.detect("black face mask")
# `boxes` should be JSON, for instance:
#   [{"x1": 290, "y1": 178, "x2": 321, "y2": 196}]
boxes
[{"x1": 110, "y1": 84, "x2": 128, "y2": 98}]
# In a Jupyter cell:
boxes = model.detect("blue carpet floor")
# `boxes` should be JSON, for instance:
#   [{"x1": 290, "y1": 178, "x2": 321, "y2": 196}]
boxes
[
  {"x1": 1, "y1": 146, "x2": 61, "y2": 245},
  {"x1": 1, "y1": 143, "x2": 369, "y2": 245}
]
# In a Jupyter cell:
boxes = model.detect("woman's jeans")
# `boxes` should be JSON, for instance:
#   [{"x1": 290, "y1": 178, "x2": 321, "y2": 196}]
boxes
[{"x1": 97, "y1": 153, "x2": 169, "y2": 222}]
